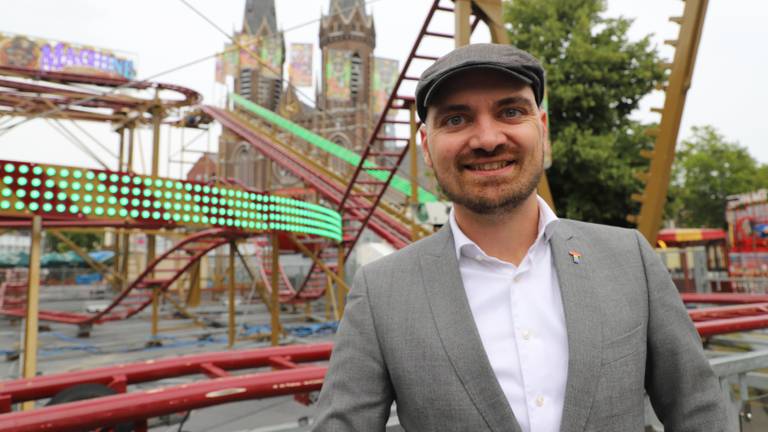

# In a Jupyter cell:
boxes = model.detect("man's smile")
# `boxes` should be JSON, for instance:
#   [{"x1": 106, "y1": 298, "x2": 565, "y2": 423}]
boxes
[{"x1": 462, "y1": 159, "x2": 517, "y2": 174}]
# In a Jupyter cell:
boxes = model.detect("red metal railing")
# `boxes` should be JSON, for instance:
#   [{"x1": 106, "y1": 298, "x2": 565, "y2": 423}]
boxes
[
  {"x1": 0, "y1": 343, "x2": 332, "y2": 432},
  {"x1": 0, "y1": 228, "x2": 246, "y2": 325}
]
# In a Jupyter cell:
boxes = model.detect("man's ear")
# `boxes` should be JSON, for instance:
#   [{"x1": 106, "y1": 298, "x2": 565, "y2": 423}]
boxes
[{"x1": 419, "y1": 125, "x2": 433, "y2": 168}]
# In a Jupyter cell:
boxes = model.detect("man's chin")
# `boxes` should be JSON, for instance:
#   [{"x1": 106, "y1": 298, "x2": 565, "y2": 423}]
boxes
[{"x1": 451, "y1": 192, "x2": 534, "y2": 216}]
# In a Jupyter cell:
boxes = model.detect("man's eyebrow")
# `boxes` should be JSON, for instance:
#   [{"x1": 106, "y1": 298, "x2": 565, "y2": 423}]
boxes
[
  {"x1": 433, "y1": 104, "x2": 471, "y2": 116},
  {"x1": 495, "y1": 96, "x2": 535, "y2": 110}
]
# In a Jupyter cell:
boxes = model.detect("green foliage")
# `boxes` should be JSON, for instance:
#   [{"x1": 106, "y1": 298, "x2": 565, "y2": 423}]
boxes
[
  {"x1": 504, "y1": 0, "x2": 664, "y2": 225},
  {"x1": 46, "y1": 232, "x2": 102, "y2": 253},
  {"x1": 668, "y1": 126, "x2": 767, "y2": 228}
]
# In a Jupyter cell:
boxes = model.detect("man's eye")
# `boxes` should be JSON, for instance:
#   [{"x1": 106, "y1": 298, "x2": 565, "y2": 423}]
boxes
[
  {"x1": 446, "y1": 115, "x2": 464, "y2": 126},
  {"x1": 502, "y1": 108, "x2": 522, "y2": 118}
]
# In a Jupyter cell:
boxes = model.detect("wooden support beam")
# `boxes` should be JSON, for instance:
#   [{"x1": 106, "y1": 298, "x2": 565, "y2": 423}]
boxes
[
  {"x1": 636, "y1": 0, "x2": 709, "y2": 244},
  {"x1": 21, "y1": 216, "x2": 42, "y2": 411}
]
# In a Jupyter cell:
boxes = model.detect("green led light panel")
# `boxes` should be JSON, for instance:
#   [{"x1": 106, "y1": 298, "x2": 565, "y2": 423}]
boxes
[{"x1": 0, "y1": 160, "x2": 342, "y2": 242}]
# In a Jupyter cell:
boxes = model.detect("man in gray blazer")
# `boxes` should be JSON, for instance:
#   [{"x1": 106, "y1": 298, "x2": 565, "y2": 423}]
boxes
[{"x1": 313, "y1": 44, "x2": 730, "y2": 431}]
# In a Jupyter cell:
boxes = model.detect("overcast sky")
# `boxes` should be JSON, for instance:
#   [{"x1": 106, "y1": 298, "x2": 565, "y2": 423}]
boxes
[{"x1": 0, "y1": 0, "x2": 766, "y2": 177}]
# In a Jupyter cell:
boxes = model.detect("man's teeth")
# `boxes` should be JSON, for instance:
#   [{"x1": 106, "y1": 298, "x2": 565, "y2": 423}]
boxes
[{"x1": 469, "y1": 161, "x2": 511, "y2": 171}]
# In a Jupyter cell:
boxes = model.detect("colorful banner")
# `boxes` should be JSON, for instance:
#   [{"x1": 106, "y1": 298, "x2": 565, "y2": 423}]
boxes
[
  {"x1": 372, "y1": 57, "x2": 399, "y2": 115},
  {"x1": 325, "y1": 49, "x2": 351, "y2": 101},
  {"x1": 238, "y1": 34, "x2": 261, "y2": 69},
  {"x1": 222, "y1": 43, "x2": 239, "y2": 77},
  {"x1": 0, "y1": 32, "x2": 136, "y2": 80},
  {"x1": 289, "y1": 43, "x2": 313, "y2": 87},
  {"x1": 259, "y1": 36, "x2": 283, "y2": 78},
  {"x1": 214, "y1": 54, "x2": 224, "y2": 83}
]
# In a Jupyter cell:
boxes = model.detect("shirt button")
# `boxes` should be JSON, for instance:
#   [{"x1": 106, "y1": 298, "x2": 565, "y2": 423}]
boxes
[
  {"x1": 536, "y1": 396, "x2": 545, "y2": 407},
  {"x1": 475, "y1": 255, "x2": 484, "y2": 262},
  {"x1": 513, "y1": 274, "x2": 522, "y2": 282},
  {"x1": 521, "y1": 330, "x2": 531, "y2": 340}
]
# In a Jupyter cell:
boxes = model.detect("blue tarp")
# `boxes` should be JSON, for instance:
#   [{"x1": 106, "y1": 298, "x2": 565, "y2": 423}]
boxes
[{"x1": 0, "y1": 250, "x2": 115, "y2": 268}]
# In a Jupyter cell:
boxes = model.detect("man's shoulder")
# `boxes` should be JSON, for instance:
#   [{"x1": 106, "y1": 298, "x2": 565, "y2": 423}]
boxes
[{"x1": 554, "y1": 218, "x2": 639, "y2": 241}]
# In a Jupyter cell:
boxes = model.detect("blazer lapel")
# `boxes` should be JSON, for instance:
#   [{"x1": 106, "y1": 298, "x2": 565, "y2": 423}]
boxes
[
  {"x1": 419, "y1": 227, "x2": 521, "y2": 432},
  {"x1": 547, "y1": 221, "x2": 603, "y2": 432}
]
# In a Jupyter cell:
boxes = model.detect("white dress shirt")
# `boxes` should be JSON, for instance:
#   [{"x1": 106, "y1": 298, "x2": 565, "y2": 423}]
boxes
[{"x1": 448, "y1": 195, "x2": 568, "y2": 432}]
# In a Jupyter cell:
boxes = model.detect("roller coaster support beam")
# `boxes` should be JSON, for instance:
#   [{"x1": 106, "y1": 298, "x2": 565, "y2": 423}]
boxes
[
  {"x1": 21, "y1": 216, "x2": 42, "y2": 411},
  {"x1": 286, "y1": 234, "x2": 349, "y2": 299},
  {"x1": 454, "y1": 0, "x2": 508, "y2": 47},
  {"x1": 120, "y1": 123, "x2": 135, "y2": 290},
  {"x1": 149, "y1": 288, "x2": 160, "y2": 346},
  {"x1": 228, "y1": 240, "x2": 236, "y2": 348},
  {"x1": 634, "y1": 0, "x2": 708, "y2": 243},
  {"x1": 271, "y1": 233, "x2": 280, "y2": 346},
  {"x1": 48, "y1": 229, "x2": 124, "y2": 287}
]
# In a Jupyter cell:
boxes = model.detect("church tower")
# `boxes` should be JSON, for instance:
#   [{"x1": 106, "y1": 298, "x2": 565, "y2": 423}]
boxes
[
  {"x1": 237, "y1": 0, "x2": 285, "y2": 112},
  {"x1": 221, "y1": 0, "x2": 288, "y2": 191},
  {"x1": 318, "y1": 0, "x2": 376, "y2": 161}
]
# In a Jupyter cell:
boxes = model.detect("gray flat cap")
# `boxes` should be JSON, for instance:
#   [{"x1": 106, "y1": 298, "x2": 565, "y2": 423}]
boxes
[{"x1": 415, "y1": 43, "x2": 545, "y2": 122}]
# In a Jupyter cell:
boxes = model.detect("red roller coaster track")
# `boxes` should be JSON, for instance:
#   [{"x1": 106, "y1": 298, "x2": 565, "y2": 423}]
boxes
[{"x1": 1, "y1": 228, "x2": 247, "y2": 326}]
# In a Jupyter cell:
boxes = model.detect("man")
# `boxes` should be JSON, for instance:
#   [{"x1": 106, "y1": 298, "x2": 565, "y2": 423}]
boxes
[{"x1": 313, "y1": 43, "x2": 730, "y2": 431}]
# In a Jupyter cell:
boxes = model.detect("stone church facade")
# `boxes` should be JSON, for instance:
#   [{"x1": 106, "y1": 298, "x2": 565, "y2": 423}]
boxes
[{"x1": 218, "y1": 0, "x2": 378, "y2": 193}]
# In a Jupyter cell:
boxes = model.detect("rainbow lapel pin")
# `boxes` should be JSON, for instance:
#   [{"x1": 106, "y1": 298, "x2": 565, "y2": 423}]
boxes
[{"x1": 568, "y1": 250, "x2": 582, "y2": 264}]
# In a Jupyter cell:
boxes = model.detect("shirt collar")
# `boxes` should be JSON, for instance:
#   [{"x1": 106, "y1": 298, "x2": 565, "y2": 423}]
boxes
[{"x1": 448, "y1": 195, "x2": 559, "y2": 261}]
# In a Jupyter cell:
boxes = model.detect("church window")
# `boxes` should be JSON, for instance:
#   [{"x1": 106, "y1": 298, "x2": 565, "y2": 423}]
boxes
[{"x1": 350, "y1": 53, "x2": 362, "y2": 101}]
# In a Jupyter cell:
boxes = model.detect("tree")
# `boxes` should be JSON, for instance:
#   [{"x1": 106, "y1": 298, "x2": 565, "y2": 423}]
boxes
[
  {"x1": 504, "y1": 0, "x2": 664, "y2": 225},
  {"x1": 46, "y1": 231, "x2": 103, "y2": 253},
  {"x1": 667, "y1": 125, "x2": 765, "y2": 228}
]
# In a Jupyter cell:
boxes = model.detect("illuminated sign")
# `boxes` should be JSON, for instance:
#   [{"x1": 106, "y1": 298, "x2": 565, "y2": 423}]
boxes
[
  {"x1": 0, "y1": 160, "x2": 342, "y2": 242},
  {"x1": 0, "y1": 33, "x2": 137, "y2": 80}
]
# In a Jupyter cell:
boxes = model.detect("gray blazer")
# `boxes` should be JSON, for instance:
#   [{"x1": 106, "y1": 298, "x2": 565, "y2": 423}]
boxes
[{"x1": 313, "y1": 220, "x2": 731, "y2": 431}]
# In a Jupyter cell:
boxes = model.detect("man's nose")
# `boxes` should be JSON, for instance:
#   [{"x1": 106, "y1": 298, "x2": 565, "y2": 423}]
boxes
[{"x1": 467, "y1": 115, "x2": 505, "y2": 152}]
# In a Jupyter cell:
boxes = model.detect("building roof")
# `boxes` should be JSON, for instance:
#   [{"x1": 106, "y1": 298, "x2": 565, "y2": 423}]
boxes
[
  {"x1": 243, "y1": 0, "x2": 277, "y2": 35},
  {"x1": 330, "y1": 0, "x2": 366, "y2": 18}
]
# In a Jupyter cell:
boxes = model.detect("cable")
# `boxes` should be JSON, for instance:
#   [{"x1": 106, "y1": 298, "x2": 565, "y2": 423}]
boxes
[
  {"x1": 69, "y1": 120, "x2": 118, "y2": 159},
  {"x1": 45, "y1": 119, "x2": 111, "y2": 169}
]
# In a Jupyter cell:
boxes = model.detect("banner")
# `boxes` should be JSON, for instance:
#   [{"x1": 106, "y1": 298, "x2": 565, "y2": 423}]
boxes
[
  {"x1": 0, "y1": 32, "x2": 136, "y2": 80},
  {"x1": 372, "y1": 57, "x2": 399, "y2": 115},
  {"x1": 215, "y1": 54, "x2": 224, "y2": 83},
  {"x1": 325, "y1": 49, "x2": 351, "y2": 101},
  {"x1": 238, "y1": 34, "x2": 261, "y2": 69},
  {"x1": 288, "y1": 43, "x2": 312, "y2": 87},
  {"x1": 259, "y1": 36, "x2": 283, "y2": 78},
  {"x1": 222, "y1": 43, "x2": 239, "y2": 77}
]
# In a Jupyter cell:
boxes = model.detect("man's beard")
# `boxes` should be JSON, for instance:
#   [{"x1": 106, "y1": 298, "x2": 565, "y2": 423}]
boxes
[{"x1": 433, "y1": 148, "x2": 543, "y2": 216}]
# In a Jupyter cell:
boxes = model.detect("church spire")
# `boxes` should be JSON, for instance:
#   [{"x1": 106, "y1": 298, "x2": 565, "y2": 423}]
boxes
[
  {"x1": 243, "y1": 0, "x2": 277, "y2": 35},
  {"x1": 329, "y1": 0, "x2": 366, "y2": 19}
]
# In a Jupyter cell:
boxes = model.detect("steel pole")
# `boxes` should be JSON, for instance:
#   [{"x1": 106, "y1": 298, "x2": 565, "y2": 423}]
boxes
[
  {"x1": 21, "y1": 216, "x2": 42, "y2": 411},
  {"x1": 228, "y1": 240, "x2": 236, "y2": 348},
  {"x1": 270, "y1": 233, "x2": 280, "y2": 346}
]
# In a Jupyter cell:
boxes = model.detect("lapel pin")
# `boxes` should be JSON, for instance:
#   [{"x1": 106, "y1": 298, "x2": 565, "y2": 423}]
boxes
[{"x1": 568, "y1": 250, "x2": 582, "y2": 264}]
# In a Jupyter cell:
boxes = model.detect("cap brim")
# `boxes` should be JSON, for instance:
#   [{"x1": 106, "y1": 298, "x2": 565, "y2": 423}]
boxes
[{"x1": 422, "y1": 64, "x2": 534, "y2": 114}]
